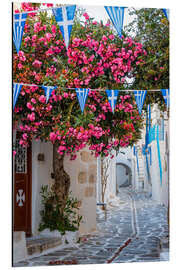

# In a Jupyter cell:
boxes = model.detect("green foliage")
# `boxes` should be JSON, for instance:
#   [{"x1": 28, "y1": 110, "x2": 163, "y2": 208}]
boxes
[
  {"x1": 125, "y1": 8, "x2": 169, "y2": 111},
  {"x1": 39, "y1": 185, "x2": 82, "y2": 235},
  {"x1": 125, "y1": 8, "x2": 169, "y2": 88}
]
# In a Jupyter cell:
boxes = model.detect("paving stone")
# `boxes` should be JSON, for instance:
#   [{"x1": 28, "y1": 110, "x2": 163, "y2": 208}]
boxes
[
  {"x1": 15, "y1": 187, "x2": 169, "y2": 267},
  {"x1": 13, "y1": 261, "x2": 30, "y2": 267}
]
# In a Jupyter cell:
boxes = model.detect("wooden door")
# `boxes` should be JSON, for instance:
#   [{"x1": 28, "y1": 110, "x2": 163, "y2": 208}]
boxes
[{"x1": 13, "y1": 133, "x2": 32, "y2": 236}]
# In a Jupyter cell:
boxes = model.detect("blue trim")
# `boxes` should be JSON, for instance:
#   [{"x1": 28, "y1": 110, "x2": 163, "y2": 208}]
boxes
[
  {"x1": 145, "y1": 105, "x2": 151, "y2": 148},
  {"x1": 156, "y1": 125, "x2": 162, "y2": 185},
  {"x1": 145, "y1": 152, "x2": 151, "y2": 184},
  {"x1": 149, "y1": 146, "x2": 152, "y2": 165},
  {"x1": 149, "y1": 104, "x2": 151, "y2": 131},
  {"x1": 145, "y1": 108, "x2": 148, "y2": 147},
  {"x1": 162, "y1": 117, "x2": 164, "y2": 141},
  {"x1": 133, "y1": 145, "x2": 136, "y2": 156},
  {"x1": 142, "y1": 145, "x2": 146, "y2": 156},
  {"x1": 133, "y1": 145, "x2": 139, "y2": 174},
  {"x1": 136, "y1": 151, "x2": 139, "y2": 175}
]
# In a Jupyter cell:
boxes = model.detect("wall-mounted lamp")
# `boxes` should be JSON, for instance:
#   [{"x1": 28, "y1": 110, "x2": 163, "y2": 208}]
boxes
[{"x1": 37, "y1": 153, "x2": 45, "y2": 161}]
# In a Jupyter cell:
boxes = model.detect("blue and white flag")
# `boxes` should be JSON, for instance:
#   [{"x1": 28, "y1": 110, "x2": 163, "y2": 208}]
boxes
[
  {"x1": 106, "y1": 90, "x2": 119, "y2": 113},
  {"x1": 13, "y1": 83, "x2": 22, "y2": 110},
  {"x1": 42, "y1": 86, "x2": 57, "y2": 103},
  {"x1": 53, "y1": 5, "x2": 76, "y2": 49},
  {"x1": 13, "y1": 13, "x2": 27, "y2": 54},
  {"x1": 104, "y1": 6, "x2": 125, "y2": 37},
  {"x1": 162, "y1": 9, "x2": 169, "y2": 20},
  {"x1": 75, "y1": 88, "x2": 89, "y2": 113},
  {"x1": 133, "y1": 90, "x2": 147, "y2": 114},
  {"x1": 161, "y1": 89, "x2": 170, "y2": 107}
]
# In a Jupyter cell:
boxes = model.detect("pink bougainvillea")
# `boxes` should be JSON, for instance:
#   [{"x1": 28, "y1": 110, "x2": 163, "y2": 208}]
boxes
[{"x1": 13, "y1": 3, "x2": 144, "y2": 159}]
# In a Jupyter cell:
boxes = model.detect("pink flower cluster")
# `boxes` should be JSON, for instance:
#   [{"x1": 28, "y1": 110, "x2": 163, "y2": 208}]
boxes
[
  {"x1": 14, "y1": 13, "x2": 144, "y2": 160},
  {"x1": 67, "y1": 34, "x2": 147, "y2": 87},
  {"x1": 21, "y1": 2, "x2": 38, "y2": 17}
]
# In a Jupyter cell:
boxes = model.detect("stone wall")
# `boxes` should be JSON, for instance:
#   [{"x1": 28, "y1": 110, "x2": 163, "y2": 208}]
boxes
[
  {"x1": 32, "y1": 143, "x2": 97, "y2": 236},
  {"x1": 64, "y1": 147, "x2": 97, "y2": 235}
]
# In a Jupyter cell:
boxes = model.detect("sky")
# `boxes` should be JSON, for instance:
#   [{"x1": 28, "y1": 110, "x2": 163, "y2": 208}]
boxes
[
  {"x1": 13, "y1": 2, "x2": 136, "y2": 34},
  {"x1": 81, "y1": 5, "x2": 134, "y2": 28}
]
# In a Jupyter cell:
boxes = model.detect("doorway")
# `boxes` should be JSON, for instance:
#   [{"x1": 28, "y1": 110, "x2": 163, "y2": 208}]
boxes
[
  {"x1": 116, "y1": 163, "x2": 132, "y2": 193},
  {"x1": 13, "y1": 132, "x2": 32, "y2": 236}
]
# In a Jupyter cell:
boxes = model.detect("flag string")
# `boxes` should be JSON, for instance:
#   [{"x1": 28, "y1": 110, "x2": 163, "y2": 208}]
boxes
[
  {"x1": 13, "y1": 5, "x2": 72, "y2": 15},
  {"x1": 12, "y1": 82, "x2": 162, "y2": 92}
]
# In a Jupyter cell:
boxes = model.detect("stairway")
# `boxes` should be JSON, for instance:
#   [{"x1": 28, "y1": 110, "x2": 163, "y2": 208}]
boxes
[
  {"x1": 135, "y1": 145, "x2": 145, "y2": 189},
  {"x1": 26, "y1": 235, "x2": 62, "y2": 256}
]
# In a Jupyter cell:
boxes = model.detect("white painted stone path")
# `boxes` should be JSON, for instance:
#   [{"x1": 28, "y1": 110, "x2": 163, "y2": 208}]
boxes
[{"x1": 14, "y1": 187, "x2": 169, "y2": 266}]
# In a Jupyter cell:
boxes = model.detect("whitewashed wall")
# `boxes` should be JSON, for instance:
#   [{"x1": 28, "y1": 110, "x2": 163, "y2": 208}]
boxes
[
  {"x1": 96, "y1": 153, "x2": 117, "y2": 204},
  {"x1": 64, "y1": 147, "x2": 97, "y2": 235},
  {"x1": 31, "y1": 141, "x2": 53, "y2": 235},
  {"x1": 116, "y1": 147, "x2": 132, "y2": 189},
  {"x1": 96, "y1": 147, "x2": 133, "y2": 204},
  {"x1": 116, "y1": 147, "x2": 132, "y2": 169},
  {"x1": 32, "y1": 143, "x2": 97, "y2": 236},
  {"x1": 145, "y1": 105, "x2": 169, "y2": 206},
  {"x1": 104, "y1": 153, "x2": 117, "y2": 202}
]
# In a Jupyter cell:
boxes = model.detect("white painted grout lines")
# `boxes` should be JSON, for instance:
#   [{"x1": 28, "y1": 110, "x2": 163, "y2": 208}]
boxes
[{"x1": 106, "y1": 190, "x2": 139, "y2": 263}]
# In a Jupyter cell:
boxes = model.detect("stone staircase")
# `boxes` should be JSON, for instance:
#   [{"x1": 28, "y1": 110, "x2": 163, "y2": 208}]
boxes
[
  {"x1": 26, "y1": 235, "x2": 62, "y2": 257},
  {"x1": 136, "y1": 145, "x2": 145, "y2": 189}
]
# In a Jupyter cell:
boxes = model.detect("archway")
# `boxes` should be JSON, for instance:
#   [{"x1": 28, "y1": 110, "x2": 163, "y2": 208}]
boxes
[{"x1": 116, "y1": 163, "x2": 132, "y2": 194}]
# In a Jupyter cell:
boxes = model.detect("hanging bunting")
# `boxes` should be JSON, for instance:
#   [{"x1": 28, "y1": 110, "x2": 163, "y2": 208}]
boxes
[
  {"x1": 162, "y1": 9, "x2": 169, "y2": 20},
  {"x1": 104, "y1": 6, "x2": 125, "y2": 37},
  {"x1": 52, "y1": 5, "x2": 76, "y2": 49},
  {"x1": 133, "y1": 145, "x2": 136, "y2": 156},
  {"x1": 75, "y1": 88, "x2": 89, "y2": 113},
  {"x1": 148, "y1": 146, "x2": 152, "y2": 166},
  {"x1": 133, "y1": 90, "x2": 147, "y2": 114},
  {"x1": 135, "y1": 148, "x2": 139, "y2": 175},
  {"x1": 106, "y1": 90, "x2": 119, "y2": 113},
  {"x1": 42, "y1": 86, "x2": 57, "y2": 103},
  {"x1": 161, "y1": 89, "x2": 170, "y2": 108},
  {"x1": 13, "y1": 83, "x2": 22, "y2": 110},
  {"x1": 156, "y1": 125, "x2": 162, "y2": 185},
  {"x1": 13, "y1": 13, "x2": 28, "y2": 54}
]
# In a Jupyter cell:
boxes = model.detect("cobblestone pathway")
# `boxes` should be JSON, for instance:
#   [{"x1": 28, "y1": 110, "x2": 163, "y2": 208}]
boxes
[{"x1": 15, "y1": 188, "x2": 169, "y2": 267}]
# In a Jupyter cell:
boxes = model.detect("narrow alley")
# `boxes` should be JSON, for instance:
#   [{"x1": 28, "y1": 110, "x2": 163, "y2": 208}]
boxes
[{"x1": 14, "y1": 187, "x2": 169, "y2": 267}]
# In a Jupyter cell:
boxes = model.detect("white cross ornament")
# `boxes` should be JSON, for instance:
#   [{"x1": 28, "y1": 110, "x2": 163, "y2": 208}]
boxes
[
  {"x1": 108, "y1": 91, "x2": 118, "y2": 112},
  {"x1": 16, "y1": 189, "x2": 25, "y2": 207}
]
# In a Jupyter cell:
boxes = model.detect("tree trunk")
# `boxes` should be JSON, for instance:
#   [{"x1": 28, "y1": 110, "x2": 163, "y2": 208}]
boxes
[{"x1": 52, "y1": 141, "x2": 70, "y2": 213}]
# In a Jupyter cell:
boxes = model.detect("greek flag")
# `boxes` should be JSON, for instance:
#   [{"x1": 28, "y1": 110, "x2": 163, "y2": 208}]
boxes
[
  {"x1": 13, "y1": 13, "x2": 27, "y2": 54},
  {"x1": 104, "y1": 6, "x2": 125, "y2": 37},
  {"x1": 13, "y1": 83, "x2": 22, "y2": 110},
  {"x1": 161, "y1": 89, "x2": 170, "y2": 107},
  {"x1": 42, "y1": 86, "x2": 57, "y2": 103},
  {"x1": 133, "y1": 90, "x2": 147, "y2": 114},
  {"x1": 106, "y1": 90, "x2": 119, "y2": 113},
  {"x1": 53, "y1": 5, "x2": 76, "y2": 49},
  {"x1": 162, "y1": 9, "x2": 169, "y2": 20},
  {"x1": 75, "y1": 88, "x2": 89, "y2": 113}
]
